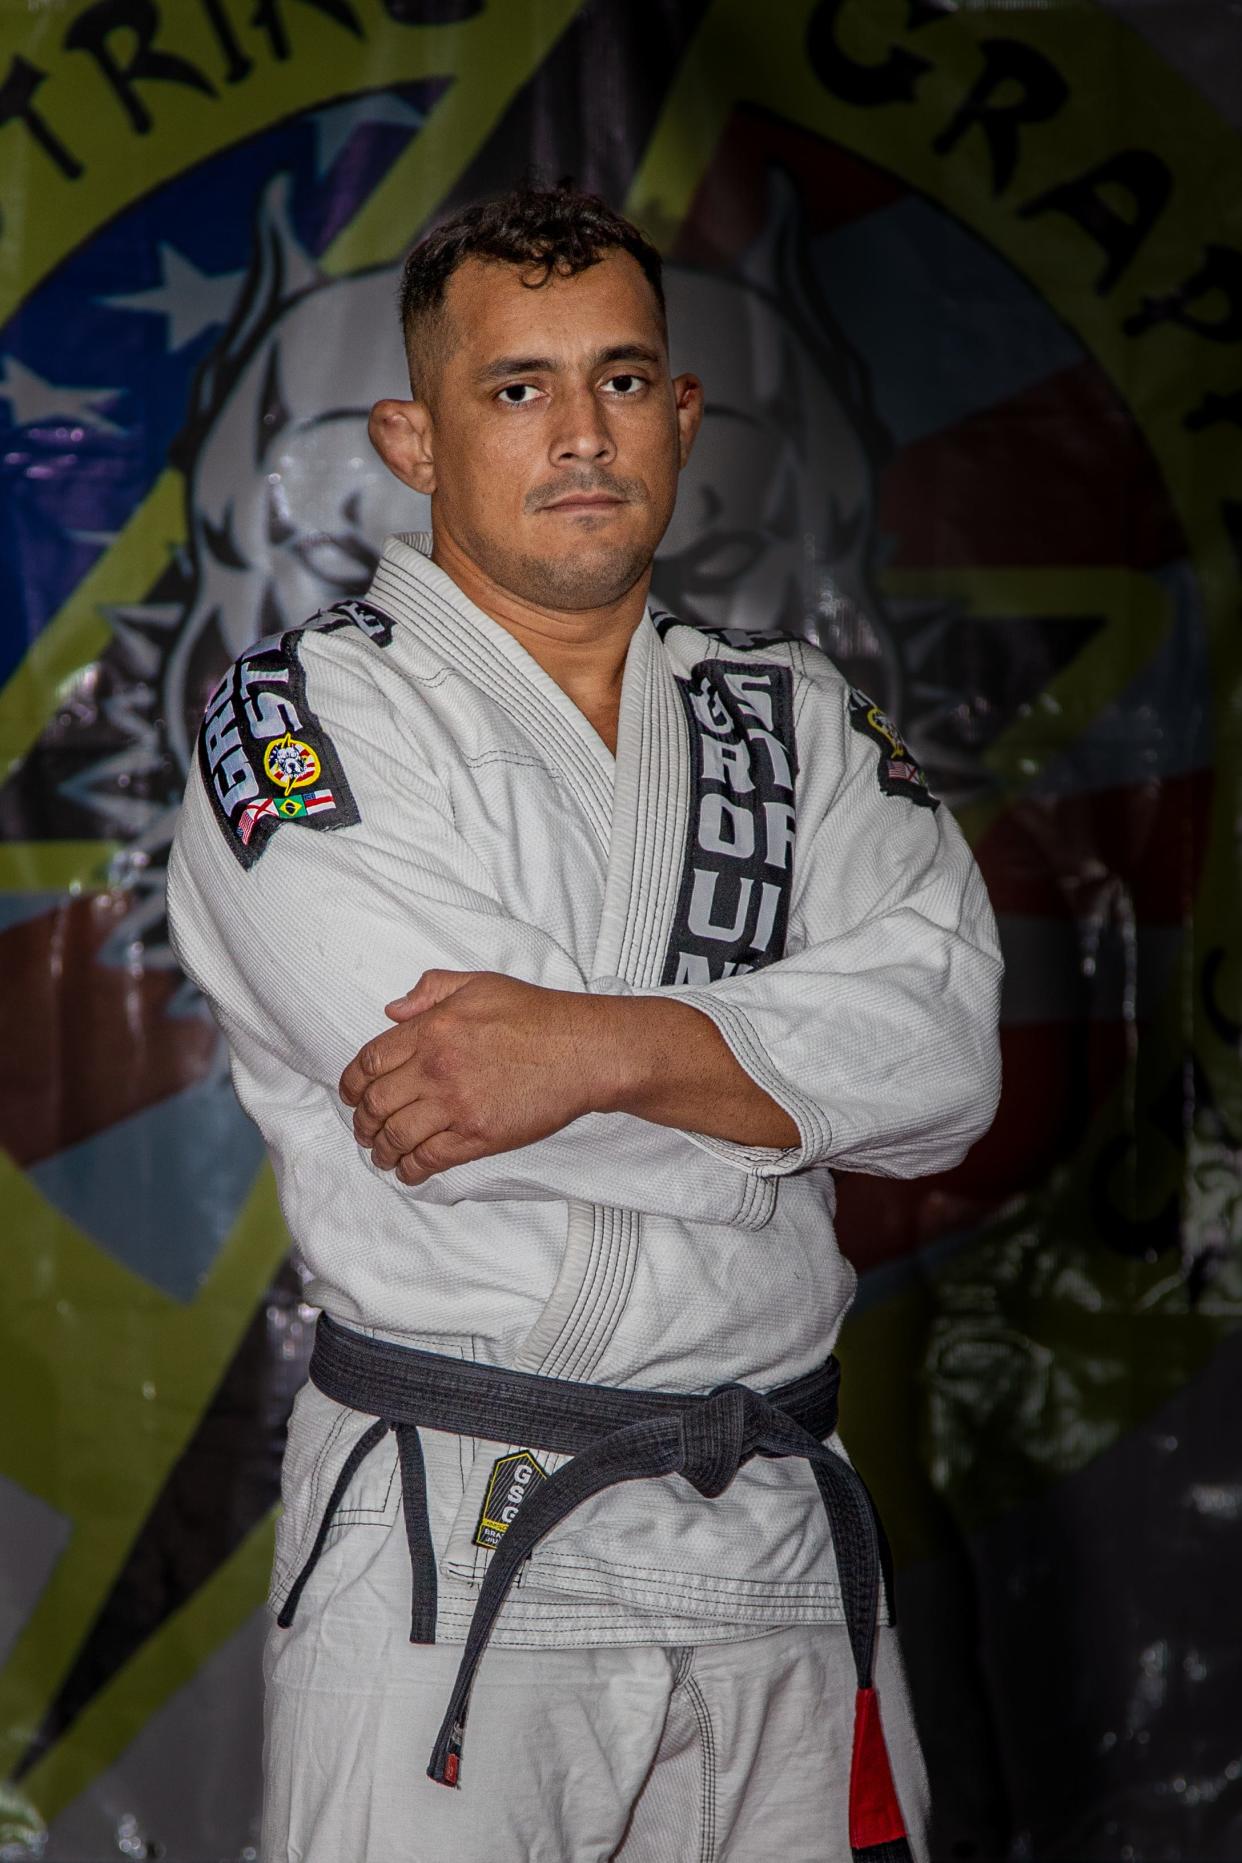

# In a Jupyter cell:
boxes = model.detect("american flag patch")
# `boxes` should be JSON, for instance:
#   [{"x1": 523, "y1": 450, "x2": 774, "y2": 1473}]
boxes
[{"x1": 238, "y1": 797, "x2": 277, "y2": 846}]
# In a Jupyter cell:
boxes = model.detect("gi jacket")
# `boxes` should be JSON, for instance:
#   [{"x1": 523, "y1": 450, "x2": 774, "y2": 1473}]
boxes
[{"x1": 167, "y1": 533, "x2": 1002, "y2": 1645}]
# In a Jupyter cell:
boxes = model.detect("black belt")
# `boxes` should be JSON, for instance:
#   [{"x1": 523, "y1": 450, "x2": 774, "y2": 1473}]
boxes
[{"x1": 279, "y1": 1313, "x2": 914, "y2": 1863}]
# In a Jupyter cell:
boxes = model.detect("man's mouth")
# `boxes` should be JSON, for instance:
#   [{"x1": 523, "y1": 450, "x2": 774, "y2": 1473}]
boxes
[{"x1": 541, "y1": 491, "x2": 626, "y2": 512}]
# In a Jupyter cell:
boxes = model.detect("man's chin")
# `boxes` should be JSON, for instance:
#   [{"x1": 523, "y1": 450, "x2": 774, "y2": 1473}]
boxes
[{"x1": 483, "y1": 538, "x2": 653, "y2": 614}]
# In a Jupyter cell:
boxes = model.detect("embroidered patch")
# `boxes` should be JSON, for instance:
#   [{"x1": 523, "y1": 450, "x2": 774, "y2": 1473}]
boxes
[
  {"x1": 651, "y1": 606, "x2": 798, "y2": 651},
  {"x1": 262, "y1": 731, "x2": 321, "y2": 791},
  {"x1": 197, "y1": 631, "x2": 360, "y2": 869},
  {"x1": 472, "y1": 1450, "x2": 548, "y2": 1551},
  {"x1": 237, "y1": 789, "x2": 337, "y2": 845},
  {"x1": 314, "y1": 596, "x2": 397, "y2": 648},
  {"x1": 847, "y1": 688, "x2": 939, "y2": 811},
  {"x1": 662, "y1": 659, "x2": 799, "y2": 987}
]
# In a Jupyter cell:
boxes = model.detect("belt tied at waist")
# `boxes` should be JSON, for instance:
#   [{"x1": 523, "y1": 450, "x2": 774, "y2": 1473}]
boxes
[{"x1": 279, "y1": 1313, "x2": 913, "y2": 1863}]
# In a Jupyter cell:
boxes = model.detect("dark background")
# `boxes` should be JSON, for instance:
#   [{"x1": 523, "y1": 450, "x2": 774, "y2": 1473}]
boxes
[{"x1": 1, "y1": 1, "x2": 1239, "y2": 1856}]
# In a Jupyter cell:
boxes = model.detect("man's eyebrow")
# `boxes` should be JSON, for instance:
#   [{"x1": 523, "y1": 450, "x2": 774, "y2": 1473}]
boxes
[
  {"x1": 474, "y1": 354, "x2": 558, "y2": 383},
  {"x1": 473, "y1": 342, "x2": 664, "y2": 384},
  {"x1": 591, "y1": 343, "x2": 663, "y2": 370}
]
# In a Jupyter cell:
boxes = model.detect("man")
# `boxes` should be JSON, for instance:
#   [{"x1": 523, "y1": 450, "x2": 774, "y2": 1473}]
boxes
[{"x1": 168, "y1": 183, "x2": 1002, "y2": 1863}]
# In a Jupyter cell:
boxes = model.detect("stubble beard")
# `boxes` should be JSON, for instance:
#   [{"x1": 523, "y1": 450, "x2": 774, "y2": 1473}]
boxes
[
  {"x1": 467, "y1": 529, "x2": 655, "y2": 613},
  {"x1": 459, "y1": 468, "x2": 664, "y2": 613}
]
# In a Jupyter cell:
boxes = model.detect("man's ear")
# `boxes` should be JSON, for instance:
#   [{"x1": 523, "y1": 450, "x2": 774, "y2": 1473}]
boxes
[
  {"x1": 673, "y1": 372, "x2": 704, "y2": 469},
  {"x1": 369, "y1": 398, "x2": 436, "y2": 495}
]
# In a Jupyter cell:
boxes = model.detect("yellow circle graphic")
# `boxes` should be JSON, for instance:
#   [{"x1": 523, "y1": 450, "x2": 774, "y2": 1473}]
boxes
[{"x1": 263, "y1": 733, "x2": 321, "y2": 793}]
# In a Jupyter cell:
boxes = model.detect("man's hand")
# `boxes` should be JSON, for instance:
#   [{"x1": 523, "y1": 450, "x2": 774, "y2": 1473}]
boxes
[
  {"x1": 339, "y1": 970, "x2": 609, "y2": 1184},
  {"x1": 339, "y1": 970, "x2": 800, "y2": 1184}
]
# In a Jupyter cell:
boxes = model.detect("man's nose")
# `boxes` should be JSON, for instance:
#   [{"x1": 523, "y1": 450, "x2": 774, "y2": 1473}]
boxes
[{"x1": 550, "y1": 387, "x2": 616, "y2": 464}]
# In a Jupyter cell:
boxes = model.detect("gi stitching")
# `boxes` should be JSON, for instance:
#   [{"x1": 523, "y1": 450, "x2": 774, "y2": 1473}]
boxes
[
  {"x1": 521, "y1": 1551, "x2": 842, "y2": 1598},
  {"x1": 575, "y1": 1212, "x2": 642, "y2": 1383},
  {"x1": 374, "y1": 552, "x2": 613, "y2": 851},
  {"x1": 548, "y1": 1214, "x2": 617, "y2": 1384},
  {"x1": 683, "y1": 1672, "x2": 718, "y2": 1863},
  {"x1": 388, "y1": 562, "x2": 608, "y2": 821},
  {"x1": 556, "y1": 1211, "x2": 639, "y2": 1385},
  {"x1": 619, "y1": 635, "x2": 680, "y2": 982},
  {"x1": 333, "y1": 1448, "x2": 399, "y2": 1523},
  {"x1": 273, "y1": 1404, "x2": 349, "y2": 1599},
  {"x1": 533, "y1": 1206, "x2": 612, "y2": 1380}
]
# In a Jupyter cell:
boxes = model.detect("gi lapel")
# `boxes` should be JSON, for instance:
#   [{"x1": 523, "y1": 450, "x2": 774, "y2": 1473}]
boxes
[
  {"x1": 442, "y1": 614, "x2": 801, "y2": 1590},
  {"x1": 593, "y1": 613, "x2": 691, "y2": 989},
  {"x1": 441, "y1": 617, "x2": 687, "y2": 1585},
  {"x1": 372, "y1": 535, "x2": 616, "y2": 865},
  {"x1": 504, "y1": 617, "x2": 802, "y2": 1391}
]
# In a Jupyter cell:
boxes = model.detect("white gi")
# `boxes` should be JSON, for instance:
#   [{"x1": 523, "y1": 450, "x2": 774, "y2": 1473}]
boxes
[{"x1": 167, "y1": 533, "x2": 1002, "y2": 1861}]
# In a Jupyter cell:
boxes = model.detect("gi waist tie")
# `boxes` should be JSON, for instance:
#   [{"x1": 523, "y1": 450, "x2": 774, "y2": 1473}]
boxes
[{"x1": 279, "y1": 1313, "x2": 913, "y2": 1863}]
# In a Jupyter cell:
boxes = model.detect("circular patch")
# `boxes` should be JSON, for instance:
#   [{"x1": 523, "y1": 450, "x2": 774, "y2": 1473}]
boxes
[{"x1": 263, "y1": 732, "x2": 321, "y2": 792}]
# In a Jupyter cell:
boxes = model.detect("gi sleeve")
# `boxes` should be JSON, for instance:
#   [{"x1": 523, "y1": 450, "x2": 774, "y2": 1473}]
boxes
[
  {"x1": 167, "y1": 632, "x2": 772, "y2": 1229},
  {"x1": 661, "y1": 671, "x2": 1003, "y2": 1179}
]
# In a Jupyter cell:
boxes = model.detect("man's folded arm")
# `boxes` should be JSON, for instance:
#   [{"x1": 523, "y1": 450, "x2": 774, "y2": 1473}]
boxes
[
  {"x1": 632, "y1": 685, "x2": 1004, "y2": 1182},
  {"x1": 167, "y1": 710, "x2": 775, "y2": 1229}
]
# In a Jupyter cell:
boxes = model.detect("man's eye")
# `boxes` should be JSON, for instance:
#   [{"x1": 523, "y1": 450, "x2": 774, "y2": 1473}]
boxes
[
  {"x1": 498, "y1": 384, "x2": 540, "y2": 405},
  {"x1": 605, "y1": 374, "x2": 643, "y2": 395}
]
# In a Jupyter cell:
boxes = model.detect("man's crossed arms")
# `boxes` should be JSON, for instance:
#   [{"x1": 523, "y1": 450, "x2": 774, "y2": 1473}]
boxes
[{"x1": 340, "y1": 969, "x2": 798, "y2": 1185}]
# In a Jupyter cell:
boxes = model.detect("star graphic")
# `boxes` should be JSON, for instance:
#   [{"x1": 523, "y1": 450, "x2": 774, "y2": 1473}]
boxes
[
  {"x1": 101, "y1": 244, "x2": 246, "y2": 352},
  {"x1": 311, "y1": 91, "x2": 425, "y2": 178},
  {"x1": 0, "y1": 356, "x2": 122, "y2": 432}
]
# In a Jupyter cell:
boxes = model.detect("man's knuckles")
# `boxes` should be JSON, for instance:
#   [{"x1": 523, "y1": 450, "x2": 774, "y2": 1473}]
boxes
[
  {"x1": 356, "y1": 1044, "x2": 456, "y2": 1120},
  {"x1": 357, "y1": 1037, "x2": 393, "y2": 1078},
  {"x1": 358, "y1": 1017, "x2": 428, "y2": 1072},
  {"x1": 411, "y1": 1132, "x2": 459, "y2": 1172},
  {"x1": 388, "y1": 1131, "x2": 469, "y2": 1184},
  {"x1": 418, "y1": 1127, "x2": 491, "y2": 1171},
  {"x1": 359, "y1": 1076, "x2": 402, "y2": 1122},
  {"x1": 377, "y1": 1105, "x2": 439, "y2": 1159}
]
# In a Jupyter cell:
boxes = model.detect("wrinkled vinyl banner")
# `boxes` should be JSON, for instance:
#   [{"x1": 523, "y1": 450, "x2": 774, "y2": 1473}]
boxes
[{"x1": 1, "y1": 1, "x2": 1240, "y2": 1857}]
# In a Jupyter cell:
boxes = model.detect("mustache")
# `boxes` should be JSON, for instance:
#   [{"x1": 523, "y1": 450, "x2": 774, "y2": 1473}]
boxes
[{"x1": 524, "y1": 471, "x2": 646, "y2": 514}]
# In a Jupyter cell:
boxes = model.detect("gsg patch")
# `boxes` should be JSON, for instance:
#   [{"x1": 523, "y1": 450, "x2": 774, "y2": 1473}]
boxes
[
  {"x1": 197, "y1": 631, "x2": 360, "y2": 868},
  {"x1": 472, "y1": 1450, "x2": 548, "y2": 1551},
  {"x1": 847, "y1": 688, "x2": 939, "y2": 811}
]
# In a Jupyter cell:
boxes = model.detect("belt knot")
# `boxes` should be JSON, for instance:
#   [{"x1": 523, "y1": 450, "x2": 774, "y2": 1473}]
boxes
[{"x1": 677, "y1": 1383, "x2": 759, "y2": 1497}]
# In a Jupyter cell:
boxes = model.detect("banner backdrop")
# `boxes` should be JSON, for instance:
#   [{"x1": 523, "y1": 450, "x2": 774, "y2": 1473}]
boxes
[{"x1": 2, "y1": 2, "x2": 1240, "y2": 1857}]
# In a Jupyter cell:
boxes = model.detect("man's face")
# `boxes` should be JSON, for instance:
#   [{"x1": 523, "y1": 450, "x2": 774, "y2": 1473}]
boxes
[{"x1": 407, "y1": 250, "x2": 699, "y2": 612}]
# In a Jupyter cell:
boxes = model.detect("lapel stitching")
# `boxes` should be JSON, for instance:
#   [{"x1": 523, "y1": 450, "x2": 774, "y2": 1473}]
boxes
[{"x1": 373, "y1": 548, "x2": 615, "y2": 856}]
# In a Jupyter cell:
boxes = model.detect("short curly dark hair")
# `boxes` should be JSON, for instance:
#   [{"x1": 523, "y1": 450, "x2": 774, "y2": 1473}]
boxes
[{"x1": 398, "y1": 181, "x2": 665, "y2": 399}]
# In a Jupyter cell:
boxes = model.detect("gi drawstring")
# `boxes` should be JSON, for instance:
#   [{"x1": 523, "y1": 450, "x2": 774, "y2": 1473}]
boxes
[{"x1": 280, "y1": 1315, "x2": 913, "y2": 1862}]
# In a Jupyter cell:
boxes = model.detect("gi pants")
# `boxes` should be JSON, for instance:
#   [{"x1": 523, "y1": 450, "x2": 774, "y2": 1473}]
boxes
[{"x1": 261, "y1": 1496, "x2": 931, "y2": 1863}]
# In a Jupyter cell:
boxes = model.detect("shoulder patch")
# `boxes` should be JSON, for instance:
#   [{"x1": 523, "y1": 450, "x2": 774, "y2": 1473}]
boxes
[
  {"x1": 651, "y1": 607, "x2": 799, "y2": 652},
  {"x1": 197, "y1": 631, "x2": 361, "y2": 869},
  {"x1": 847, "y1": 688, "x2": 939, "y2": 811},
  {"x1": 311, "y1": 597, "x2": 397, "y2": 649}
]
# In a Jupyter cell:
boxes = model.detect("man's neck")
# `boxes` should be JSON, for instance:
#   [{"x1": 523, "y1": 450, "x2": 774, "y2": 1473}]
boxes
[{"x1": 429, "y1": 527, "x2": 649, "y2": 754}]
